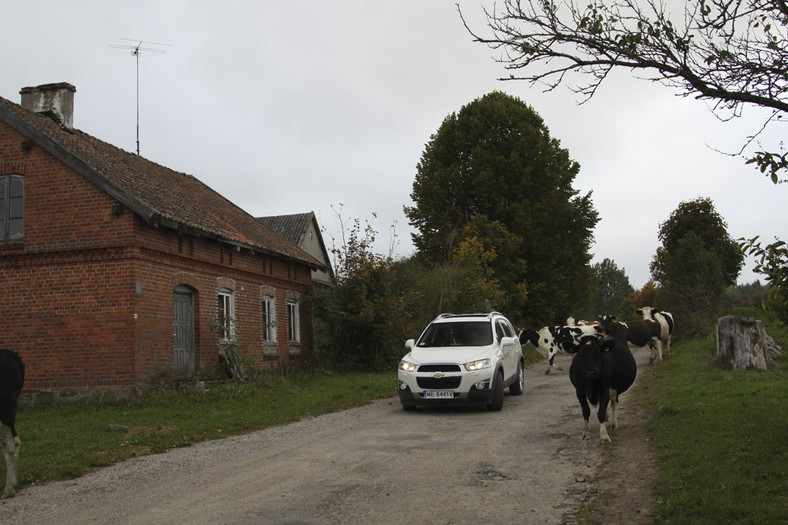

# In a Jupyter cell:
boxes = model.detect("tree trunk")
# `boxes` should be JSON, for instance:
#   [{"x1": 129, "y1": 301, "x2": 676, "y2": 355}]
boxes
[{"x1": 716, "y1": 316, "x2": 781, "y2": 370}]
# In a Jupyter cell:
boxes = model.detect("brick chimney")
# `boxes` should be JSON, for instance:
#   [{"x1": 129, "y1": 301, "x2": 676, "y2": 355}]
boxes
[{"x1": 20, "y1": 82, "x2": 76, "y2": 130}]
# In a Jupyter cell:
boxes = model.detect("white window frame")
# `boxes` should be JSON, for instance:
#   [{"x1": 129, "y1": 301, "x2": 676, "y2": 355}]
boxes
[
  {"x1": 287, "y1": 299, "x2": 300, "y2": 344},
  {"x1": 217, "y1": 288, "x2": 236, "y2": 343},
  {"x1": 262, "y1": 295, "x2": 277, "y2": 343}
]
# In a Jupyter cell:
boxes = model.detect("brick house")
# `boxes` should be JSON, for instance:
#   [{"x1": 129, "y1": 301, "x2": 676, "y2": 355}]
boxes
[
  {"x1": 0, "y1": 83, "x2": 323, "y2": 395},
  {"x1": 256, "y1": 212, "x2": 334, "y2": 296}
]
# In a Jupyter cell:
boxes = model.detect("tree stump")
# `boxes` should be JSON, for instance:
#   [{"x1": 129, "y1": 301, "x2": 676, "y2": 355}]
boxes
[{"x1": 716, "y1": 316, "x2": 781, "y2": 370}]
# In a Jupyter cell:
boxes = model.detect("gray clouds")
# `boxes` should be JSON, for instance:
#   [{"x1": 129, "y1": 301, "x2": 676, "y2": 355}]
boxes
[{"x1": 3, "y1": 1, "x2": 784, "y2": 288}]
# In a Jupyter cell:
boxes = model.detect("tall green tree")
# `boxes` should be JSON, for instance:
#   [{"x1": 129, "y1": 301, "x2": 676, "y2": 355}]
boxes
[
  {"x1": 650, "y1": 197, "x2": 743, "y2": 287},
  {"x1": 405, "y1": 91, "x2": 598, "y2": 324},
  {"x1": 650, "y1": 198, "x2": 744, "y2": 336},
  {"x1": 592, "y1": 258, "x2": 634, "y2": 318},
  {"x1": 661, "y1": 232, "x2": 727, "y2": 336}
]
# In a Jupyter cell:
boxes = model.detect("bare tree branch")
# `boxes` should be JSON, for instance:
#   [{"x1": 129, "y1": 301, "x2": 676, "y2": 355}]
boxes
[{"x1": 458, "y1": 0, "x2": 788, "y2": 182}]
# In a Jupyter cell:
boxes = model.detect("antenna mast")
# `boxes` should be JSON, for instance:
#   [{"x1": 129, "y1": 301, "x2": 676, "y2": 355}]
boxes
[{"x1": 110, "y1": 38, "x2": 171, "y2": 155}]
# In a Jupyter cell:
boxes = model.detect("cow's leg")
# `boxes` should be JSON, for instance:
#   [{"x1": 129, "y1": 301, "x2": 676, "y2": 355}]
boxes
[
  {"x1": 608, "y1": 389, "x2": 620, "y2": 430},
  {"x1": 575, "y1": 391, "x2": 592, "y2": 440},
  {"x1": 597, "y1": 393, "x2": 611, "y2": 443},
  {"x1": 546, "y1": 349, "x2": 563, "y2": 374},
  {"x1": 546, "y1": 346, "x2": 563, "y2": 374},
  {"x1": 545, "y1": 351, "x2": 554, "y2": 375},
  {"x1": 0, "y1": 424, "x2": 20, "y2": 498},
  {"x1": 651, "y1": 337, "x2": 663, "y2": 364}
]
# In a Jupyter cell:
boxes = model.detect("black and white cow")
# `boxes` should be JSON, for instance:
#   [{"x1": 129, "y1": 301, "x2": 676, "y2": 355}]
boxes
[
  {"x1": 0, "y1": 348, "x2": 24, "y2": 498},
  {"x1": 637, "y1": 307, "x2": 675, "y2": 357},
  {"x1": 597, "y1": 314, "x2": 665, "y2": 363},
  {"x1": 520, "y1": 324, "x2": 603, "y2": 374},
  {"x1": 569, "y1": 336, "x2": 637, "y2": 443}
]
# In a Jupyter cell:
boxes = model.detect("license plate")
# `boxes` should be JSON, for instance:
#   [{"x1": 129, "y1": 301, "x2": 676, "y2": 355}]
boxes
[{"x1": 424, "y1": 390, "x2": 454, "y2": 399}]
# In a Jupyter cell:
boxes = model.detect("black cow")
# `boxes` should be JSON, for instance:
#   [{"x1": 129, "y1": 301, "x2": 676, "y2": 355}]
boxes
[
  {"x1": 519, "y1": 324, "x2": 603, "y2": 374},
  {"x1": 597, "y1": 314, "x2": 665, "y2": 363},
  {"x1": 569, "y1": 336, "x2": 636, "y2": 443},
  {"x1": 1, "y1": 348, "x2": 24, "y2": 498}
]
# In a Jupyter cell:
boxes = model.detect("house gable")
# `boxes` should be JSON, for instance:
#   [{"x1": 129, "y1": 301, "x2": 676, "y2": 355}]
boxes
[{"x1": 256, "y1": 212, "x2": 335, "y2": 290}]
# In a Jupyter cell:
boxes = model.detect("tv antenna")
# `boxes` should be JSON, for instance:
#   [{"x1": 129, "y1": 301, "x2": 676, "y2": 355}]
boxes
[{"x1": 110, "y1": 38, "x2": 172, "y2": 155}]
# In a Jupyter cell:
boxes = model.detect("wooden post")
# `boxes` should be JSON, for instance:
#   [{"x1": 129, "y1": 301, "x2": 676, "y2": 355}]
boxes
[{"x1": 716, "y1": 316, "x2": 781, "y2": 370}]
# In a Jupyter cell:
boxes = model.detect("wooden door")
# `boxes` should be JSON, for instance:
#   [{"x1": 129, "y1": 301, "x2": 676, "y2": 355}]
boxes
[{"x1": 173, "y1": 289, "x2": 195, "y2": 378}]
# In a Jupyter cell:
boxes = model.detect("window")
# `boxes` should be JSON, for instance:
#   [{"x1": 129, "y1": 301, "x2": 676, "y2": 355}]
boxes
[
  {"x1": 217, "y1": 288, "x2": 235, "y2": 342},
  {"x1": 0, "y1": 175, "x2": 24, "y2": 242},
  {"x1": 287, "y1": 299, "x2": 300, "y2": 343},
  {"x1": 262, "y1": 295, "x2": 277, "y2": 343}
]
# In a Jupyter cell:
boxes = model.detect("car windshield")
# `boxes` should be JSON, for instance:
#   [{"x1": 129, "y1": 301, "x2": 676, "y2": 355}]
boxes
[{"x1": 417, "y1": 321, "x2": 493, "y2": 347}]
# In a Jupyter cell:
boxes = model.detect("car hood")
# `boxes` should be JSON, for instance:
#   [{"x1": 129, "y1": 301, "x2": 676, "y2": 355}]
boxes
[{"x1": 406, "y1": 345, "x2": 493, "y2": 364}]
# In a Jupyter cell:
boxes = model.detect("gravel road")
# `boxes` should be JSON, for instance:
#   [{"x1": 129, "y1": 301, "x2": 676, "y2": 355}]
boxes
[{"x1": 0, "y1": 349, "x2": 651, "y2": 525}]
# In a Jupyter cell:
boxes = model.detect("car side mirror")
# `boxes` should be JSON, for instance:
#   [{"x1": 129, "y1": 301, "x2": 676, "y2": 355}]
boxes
[{"x1": 405, "y1": 339, "x2": 415, "y2": 349}]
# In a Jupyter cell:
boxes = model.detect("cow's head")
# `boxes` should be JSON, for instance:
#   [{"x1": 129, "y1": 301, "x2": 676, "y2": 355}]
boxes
[
  {"x1": 637, "y1": 306, "x2": 656, "y2": 319},
  {"x1": 575, "y1": 336, "x2": 604, "y2": 379},
  {"x1": 596, "y1": 314, "x2": 616, "y2": 331},
  {"x1": 519, "y1": 328, "x2": 540, "y2": 347}
]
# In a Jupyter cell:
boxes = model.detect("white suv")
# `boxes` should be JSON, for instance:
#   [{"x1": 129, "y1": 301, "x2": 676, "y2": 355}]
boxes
[{"x1": 398, "y1": 312, "x2": 524, "y2": 411}]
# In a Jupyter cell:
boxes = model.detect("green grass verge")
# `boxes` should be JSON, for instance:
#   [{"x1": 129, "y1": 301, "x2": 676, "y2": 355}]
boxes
[
  {"x1": 11, "y1": 371, "x2": 396, "y2": 491},
  {"x1": 648, "y1": 308, "x2": 788, "y2": 523}
]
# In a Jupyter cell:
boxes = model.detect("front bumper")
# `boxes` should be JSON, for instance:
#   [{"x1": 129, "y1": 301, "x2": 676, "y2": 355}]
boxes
[{"x1": 397, "y1": 370, "x2": 495, "y2": 407}]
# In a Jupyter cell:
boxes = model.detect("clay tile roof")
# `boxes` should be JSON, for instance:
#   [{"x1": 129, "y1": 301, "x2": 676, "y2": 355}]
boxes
[{"x1": 0, "y1": 94, "x2": 322, "y2": 269}]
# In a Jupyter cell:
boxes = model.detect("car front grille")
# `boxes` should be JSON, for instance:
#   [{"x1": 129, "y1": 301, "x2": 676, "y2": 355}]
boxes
[
  {"x1": 417, "y1": 376, "x2": 462, "y2": 389},
  {"x1": 417, "y1": 364, "x2": 461, "y2": 372}
]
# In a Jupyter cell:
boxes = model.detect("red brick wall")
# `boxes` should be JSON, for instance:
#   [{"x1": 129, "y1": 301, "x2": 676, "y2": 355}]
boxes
[{"x1": 1, "y1": 120, "x2": 314, "y2": 394}]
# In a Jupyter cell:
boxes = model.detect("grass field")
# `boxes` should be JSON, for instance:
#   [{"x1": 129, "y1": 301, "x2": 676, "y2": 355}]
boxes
[{"x1": 648, "y1": 308, "x2": 788, "y2": 523}]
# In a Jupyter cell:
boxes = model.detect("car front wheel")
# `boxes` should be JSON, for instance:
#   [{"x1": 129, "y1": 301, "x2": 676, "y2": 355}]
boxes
[
  {"x1": 509, "y1": 361, "x2": 524, "y2": 395},
  {"x1": 487, "y1": 370, "x2": 504, "y2": 411}
]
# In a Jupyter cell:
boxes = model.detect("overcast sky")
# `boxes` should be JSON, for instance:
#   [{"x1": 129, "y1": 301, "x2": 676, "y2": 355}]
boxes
[{"x1": 3, "y1": 1, "x2": 784, "y2": 289}]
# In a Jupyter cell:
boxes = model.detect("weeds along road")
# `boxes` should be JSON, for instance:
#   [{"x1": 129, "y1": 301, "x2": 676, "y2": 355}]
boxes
[{"x1": 0, "y1": 349, "x2": 652, "y2": 525}]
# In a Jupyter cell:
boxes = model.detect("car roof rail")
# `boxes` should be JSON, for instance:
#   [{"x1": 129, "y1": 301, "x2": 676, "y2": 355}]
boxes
[{"x1": 434, "y1": 312, "x2": 504, "y2": 321}]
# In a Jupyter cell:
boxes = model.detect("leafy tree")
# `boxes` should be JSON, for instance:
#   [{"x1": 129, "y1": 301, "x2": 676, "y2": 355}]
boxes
[
  {"x1": 405, "y1": 91, "x2": 598, "y2": 324},
  {"x1": 314, "y1": 211, "x2": 413, "y2": 371},
  {"x1": 740, "y1": 237, "x2": 788, "y2": 325},
  {"x1": 621, "y1": 280, "x2": 661, "y2": 321},
  {"x1": 660, "y1": 232, "x2": 727, "y2": 336},
  {"x1": 649, "y1": 198, "x2": 743, "y2": 336},
  {"x1": 460, "y1": 0, "x2": 788, "y2": 184},
  {"x1": 650, "y1": 197, "x2": 744, "y2": 287},
  {"x1": 592, "y1": 258, "x2": 634, "y2": 317}
]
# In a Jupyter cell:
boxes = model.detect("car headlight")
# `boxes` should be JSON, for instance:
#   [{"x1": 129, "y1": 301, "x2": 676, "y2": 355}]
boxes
[
  {"x1": 464, "y1": 358, "x2": 491, "y2": 371},
  {"x1": 399, "y1": 360, "x2": 416, "y2": 372}
]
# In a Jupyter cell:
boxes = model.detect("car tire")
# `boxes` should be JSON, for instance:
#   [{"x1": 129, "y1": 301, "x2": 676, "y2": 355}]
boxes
[
  {"x1": 509, "y1": 361, "x2": 524, "y2": 395},
  {"x1": 487, "y1": 370, "x2": 504, "y2": 411}
]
